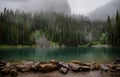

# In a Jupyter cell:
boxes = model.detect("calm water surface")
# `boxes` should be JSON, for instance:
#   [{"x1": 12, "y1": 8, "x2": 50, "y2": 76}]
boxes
[{"x1": 0, "y1": 47, "x2": 120, "y2": 64}]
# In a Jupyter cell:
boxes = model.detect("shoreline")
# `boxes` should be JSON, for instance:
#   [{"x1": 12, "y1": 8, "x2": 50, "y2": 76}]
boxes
[
  {"x1": 0, "y1": 45, "x2": 36, "y2": 49},
  {"x1": 0, "y1": 45, "x2": 113, "y2": 49},
  {"x1": 0, "y1": 60, "x2": 120, "y2": 77}
]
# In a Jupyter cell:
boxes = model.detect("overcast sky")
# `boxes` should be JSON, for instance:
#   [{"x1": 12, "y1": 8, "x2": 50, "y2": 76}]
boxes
[
  {"x1": 0, "y1": 0, "x2": 112, "y2": 15},
  {"x1": 68, "y1": 0, "x2": 112, "y2": 15}
]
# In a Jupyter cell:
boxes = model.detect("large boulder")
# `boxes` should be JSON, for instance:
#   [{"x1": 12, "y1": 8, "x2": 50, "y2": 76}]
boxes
[
  {"x1": 37, "y1": 63, "x2": 57, "y2": 73},
  {"x1": 0, "y1": 60, "x2": 7, "y2": 71},
  {"x1": 31, "y1": 62, "x2": 41, "y2": 72},
  {"x1": 107, "y1": 64, "x2": 116, "y2": 69},
  {"x1": 69, "y1": 63, "x2": 81, "y2": 72},
  {"x1": 17, "y1": 64, "x2": 31, "y2": 72},
  {"x1": 58, "y1": 62, "x2": 70, "y2": 69},
  {"x1": 16, "y1": 61, "x2": 34, "y2": 72},
  {"x1": 0, "y1": 60, "x2": 7, "y2": 67}
]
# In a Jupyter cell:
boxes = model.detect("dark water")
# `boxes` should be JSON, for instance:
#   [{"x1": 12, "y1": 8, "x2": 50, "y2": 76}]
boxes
[{"x1": 0, "y1": 47, "x2": 120, "y2": 64}]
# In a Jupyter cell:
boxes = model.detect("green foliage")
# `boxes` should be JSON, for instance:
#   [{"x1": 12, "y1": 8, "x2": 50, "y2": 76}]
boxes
[
  {"x1": 0, "y1": 8, "x2": 108, "y2": 47},
  {"x1": 85, "y1": 41, "x2": 93, "y2": 47},
  {"x1": 100, "y1": 33, "x2": 107, "y2": 44}
]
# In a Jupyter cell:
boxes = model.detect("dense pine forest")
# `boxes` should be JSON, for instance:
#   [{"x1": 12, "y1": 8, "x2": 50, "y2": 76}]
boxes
[{"x1": 0, "y1": 8, "x2": 120, "y2": 47}]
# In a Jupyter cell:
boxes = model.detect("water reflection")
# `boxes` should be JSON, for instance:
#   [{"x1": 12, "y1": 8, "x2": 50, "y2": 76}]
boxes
[{"x1": 0, "y1": 47, "x2": 120, "y2": 63}]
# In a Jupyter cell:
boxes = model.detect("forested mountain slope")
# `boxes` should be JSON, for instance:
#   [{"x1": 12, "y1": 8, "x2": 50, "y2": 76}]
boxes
[{"x1": 89, "y1": 0, "x2": 120, "y2": 20}]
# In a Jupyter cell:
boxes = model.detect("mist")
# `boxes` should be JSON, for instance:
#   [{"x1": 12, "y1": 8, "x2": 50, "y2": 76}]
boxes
[
  {"x1": 0, "y1": 0, "x2": 112, "y2": 15},
  {"x1": 68, "y1": 0, "x2": 112, "y2": 15}
]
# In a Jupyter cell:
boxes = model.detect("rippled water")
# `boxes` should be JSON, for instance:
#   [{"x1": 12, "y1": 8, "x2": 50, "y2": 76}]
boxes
[{"x1": 0, "y1": 47, "x2": 120, "y2": 64}]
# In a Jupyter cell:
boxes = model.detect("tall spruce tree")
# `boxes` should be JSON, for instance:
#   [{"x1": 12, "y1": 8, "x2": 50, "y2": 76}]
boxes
[
  {"x1": 114, "y1": 11, "x2": 120, "y2": 47},
  {"x1": 107, "y1": 15, "x2": 112, "y2": 45}
]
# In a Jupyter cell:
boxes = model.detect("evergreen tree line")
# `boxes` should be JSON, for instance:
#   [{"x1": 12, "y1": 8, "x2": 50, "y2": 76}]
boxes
[
  {"x1": 0, "y1": 8, "x2": 107, "y2": 46},
  {"x1": 0, "y1": 8, "x2": 35, "y2": 45},
  {"x1": 107, "y1": 11, "x2": 120, "y2": 47}
]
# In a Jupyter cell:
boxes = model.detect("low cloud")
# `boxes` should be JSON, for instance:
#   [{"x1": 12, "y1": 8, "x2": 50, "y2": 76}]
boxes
[{"x1": 0, "y1": 0, "x2": 112, "y2": 15}]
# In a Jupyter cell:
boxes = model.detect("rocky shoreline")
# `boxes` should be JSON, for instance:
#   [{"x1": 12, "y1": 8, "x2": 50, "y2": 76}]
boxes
[{"x1": 0, "y1": 59, "x2": 120, "y2": 77}]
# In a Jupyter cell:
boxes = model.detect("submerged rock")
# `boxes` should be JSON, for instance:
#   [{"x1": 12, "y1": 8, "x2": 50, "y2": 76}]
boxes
[
  {"x1": 49, "y1": 60, "x2": 59, "y2": 64},
  {"x1": 70, "y1": 60, "x2": 81, "y2": 65},
  {"x1": 114, "y1": 58, "x2": 120, "y2": 64}
]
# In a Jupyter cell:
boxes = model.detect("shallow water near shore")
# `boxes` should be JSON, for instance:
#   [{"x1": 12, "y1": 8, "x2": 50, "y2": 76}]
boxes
[{"x1": 0, "y1": 47, "x2": 120, "y2": 64}]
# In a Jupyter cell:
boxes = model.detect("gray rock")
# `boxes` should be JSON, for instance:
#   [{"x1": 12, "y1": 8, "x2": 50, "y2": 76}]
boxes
[
  {"x1": 80, "y1": 66, "x2": 91, "y2": 71},
  {"x1": 31, "y1": 62, "x2": 40, "y2": 71},
  {"x1": 115, "y1": 67, "x2": 120, "y2": 71},
  {"x1": 59, "y1": 67, "x2": 69, "y2": 74},
  {"x1": 100, "y1": 65, "x2": 109, "y2": 71},
  {"x1": 10, "y1": 69, "x2": 18, "y2": 77},
  {"x1": 69, "y1": 63, "x2": 81, "y2": 72},
  {"x1": 58, "y1": 62, "x2": 70, "y2": 69},
  {"x1": 5, "y1": 62, "x2": 11, "y2": 68}
]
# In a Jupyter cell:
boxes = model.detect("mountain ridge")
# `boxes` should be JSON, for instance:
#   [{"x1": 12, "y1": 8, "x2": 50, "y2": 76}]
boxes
[
  {"x1": 88, "y1": 0, "x2": 120, "y2": 21},
  {"x1": 19, "y1": 0, "x2": 71, "y2": 15}
]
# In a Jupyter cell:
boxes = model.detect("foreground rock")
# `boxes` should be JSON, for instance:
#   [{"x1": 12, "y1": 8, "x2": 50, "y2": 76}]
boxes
[
  {"x1": 0, "y1": 59, "x2": 120, "y2": 76},
  {"x1": 16, "y1": 61, "x2": 34, "y2": 72},
  {"x1": 69, "y1": 63, "x2": 81, "y2": 72},
  {"x1": 100, "y1": 59, "x2": 120, "y2": 72},
  {"x1": 37, "y1": 63, "x2": 57, "y2": 73}
]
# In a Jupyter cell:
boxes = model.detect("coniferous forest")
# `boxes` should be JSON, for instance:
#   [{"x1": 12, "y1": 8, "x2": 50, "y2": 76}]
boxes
[{"x1": 0, "y1": 8, "x2": 120, "y2": 47}]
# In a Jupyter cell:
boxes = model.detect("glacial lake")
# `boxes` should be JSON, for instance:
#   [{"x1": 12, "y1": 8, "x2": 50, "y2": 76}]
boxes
[{"x1": 0, "y1": 47, "x2": 120, "y2": 64}]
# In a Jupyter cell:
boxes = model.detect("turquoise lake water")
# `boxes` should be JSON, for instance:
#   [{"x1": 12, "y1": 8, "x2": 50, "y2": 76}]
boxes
[{"x1": 0, "y1": 47, "x2": 120, "y2": 64}]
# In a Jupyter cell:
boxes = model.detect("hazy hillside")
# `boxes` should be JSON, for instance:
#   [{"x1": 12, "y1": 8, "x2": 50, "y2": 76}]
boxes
[
  {"x1": 89, "y1": 0, "x2": 120, "y2": 21},
  {"x1": 19, "y1": 0, "x2": 71, "y2": 15}
]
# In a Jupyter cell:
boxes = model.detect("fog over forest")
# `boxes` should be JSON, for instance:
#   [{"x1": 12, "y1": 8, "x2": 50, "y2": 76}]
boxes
[{"x1": 0, "y1": 0, "x2": 112, "y2": 15}]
